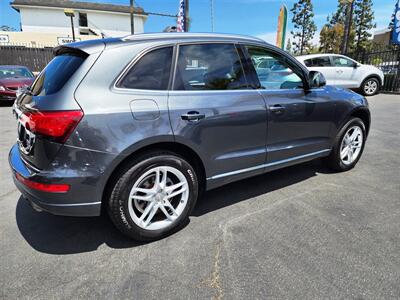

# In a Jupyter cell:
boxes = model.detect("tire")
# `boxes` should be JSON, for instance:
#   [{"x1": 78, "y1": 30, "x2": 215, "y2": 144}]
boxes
[
  {"x1": 326, "y1": 117, "x2": 366, "y2": 172},
  {"x1": 360, "y1": 77, "x2": 380, "y2": 96},
  {"x1": 108, "y1": 151, "x2": 199, "y2": 241}
]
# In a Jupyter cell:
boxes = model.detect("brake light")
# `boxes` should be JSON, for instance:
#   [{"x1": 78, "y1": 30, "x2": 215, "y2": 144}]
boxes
[
  {"x1": 20, "y1": 110, "x2": 83, "y2": 142},
  {"x1": 15, "y1": 173, "x2": 70, "y2": 193}
]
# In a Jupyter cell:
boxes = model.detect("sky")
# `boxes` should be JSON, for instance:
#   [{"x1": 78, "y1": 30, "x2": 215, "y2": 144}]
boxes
[{"x1": 0, "y1": 0, "x2": 397, "y2": 45}]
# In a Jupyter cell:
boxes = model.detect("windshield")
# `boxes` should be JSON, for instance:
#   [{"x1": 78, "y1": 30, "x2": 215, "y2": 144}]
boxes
[{"x1": 0, "y1": 67, "x2": 34, "y2": 79}]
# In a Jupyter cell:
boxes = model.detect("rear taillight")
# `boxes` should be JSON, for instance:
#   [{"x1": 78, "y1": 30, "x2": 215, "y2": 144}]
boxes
[
  {"x1": 16, "y1": 173, "x2": 70, "y2": 193},
  {"x1": 20, "y1": 110, "x2": 83, "y2": 142}
]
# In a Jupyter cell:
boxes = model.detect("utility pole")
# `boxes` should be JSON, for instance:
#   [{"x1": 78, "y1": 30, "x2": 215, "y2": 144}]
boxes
[
  {"x1": 130, "y1": 0, "x2": 135, "y2": 34},
  {"x1": 210, "y1": 0, "x2": 214, "y2": 32},
  {"x1": 185, "y1": 0, "x2": 189, "y2": 32},
  {"x1": 341, "y1": 0, "x2": 354, "y2": 54}
]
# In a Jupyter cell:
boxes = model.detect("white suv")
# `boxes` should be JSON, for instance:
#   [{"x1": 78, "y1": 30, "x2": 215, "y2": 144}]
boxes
[{"x1": 296, "y1": 54, "x2": 384, "y2": 96}]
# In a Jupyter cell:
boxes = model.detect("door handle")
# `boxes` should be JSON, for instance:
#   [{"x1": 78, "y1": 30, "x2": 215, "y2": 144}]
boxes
[
  {"x1": 269, "y1": 105, "x2": 285, "y2": 115},
  {"x1": 181, "y1": 111, "x2": 205, "y2": 121}
]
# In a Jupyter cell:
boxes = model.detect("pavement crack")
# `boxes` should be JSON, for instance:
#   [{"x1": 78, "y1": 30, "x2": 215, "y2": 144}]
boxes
[{"x1": 203, "y1": 240, "x2": 224, "y2": 300}]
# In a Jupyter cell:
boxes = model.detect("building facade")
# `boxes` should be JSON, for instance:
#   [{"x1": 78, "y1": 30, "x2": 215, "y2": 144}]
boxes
[{"x1": 1, "y1": 0, "x2": 148, "y2": 47}]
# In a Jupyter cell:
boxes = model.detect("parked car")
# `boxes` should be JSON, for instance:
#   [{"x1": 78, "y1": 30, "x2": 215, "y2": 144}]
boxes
[
  {"x1": 9, "y1": 33, "x2": 370, "y2": 241},
  {"x1": 0, "y1": 65, "x2": 35, "y2": 103},
  {"x1": 296, "y1": 54, "x2": 384, "y2": 96}
]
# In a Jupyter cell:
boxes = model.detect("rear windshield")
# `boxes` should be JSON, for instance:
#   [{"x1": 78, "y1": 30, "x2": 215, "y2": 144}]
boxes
[
  {"x1": 30, "y1": 53, "x2": 86, "y2": 96},
  {"x1": 0, "y1": 67, "x2": 34, "y2": 79}
]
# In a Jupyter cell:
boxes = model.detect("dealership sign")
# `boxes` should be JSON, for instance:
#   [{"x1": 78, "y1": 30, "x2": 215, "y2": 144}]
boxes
[
  {"x1": 0, "y1": 34, "x2": 10, "y2": 43},
  {"x1": 392, "y1": 0, "x2": 400, "y2": 44},
  {"x1": 57, "y1": 37, "x2": 81, "y2": 45}
]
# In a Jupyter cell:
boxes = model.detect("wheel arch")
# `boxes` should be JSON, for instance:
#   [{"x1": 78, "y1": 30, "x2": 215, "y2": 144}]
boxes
[
  {"x1": 345, "y1": 107, "x2": 371, "y2": 137},
  {"x1": 101, "y1": 141, "x2": 207, "y2": 211},
  {"x1": 361, "y1": 74, "x2": 382, "y2": 87}
]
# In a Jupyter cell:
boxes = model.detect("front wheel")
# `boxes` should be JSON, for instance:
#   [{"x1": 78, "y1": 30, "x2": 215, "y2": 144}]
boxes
[
  {"x1": 326, "y1": 117, "x2": 366, "y2": 172},
  {"x1": 107, "y1": 151, "x2": 199, "y2": 241},
  {"x1": 361, "y1": 77, "x2": 380, "y2": 96}
]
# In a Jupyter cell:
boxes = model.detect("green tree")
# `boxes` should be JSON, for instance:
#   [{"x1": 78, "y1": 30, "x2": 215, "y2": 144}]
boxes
[
  {"x1": 329, "y1": 1, "x2": 347, "y2": 25},
  {"x1": 319, "y1": 0, "x2": 356, "y2": 53},
  {"x1": 319, "y1": 23, "x2": 345, "y2": 53},
  {"x1": 353, "y1": 0, "x2": 375, "y2": 52},
  {"x1": 290, "y1": 0, "x2": 317, "y2": 55},
  {"x1": 286, "y1": 38, "x2": 292, "y2": 53}
]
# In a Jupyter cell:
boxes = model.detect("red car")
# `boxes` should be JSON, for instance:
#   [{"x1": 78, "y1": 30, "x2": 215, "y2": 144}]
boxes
[{"x1": 0, "y1": 65, "x2": 35, "y2": 103}]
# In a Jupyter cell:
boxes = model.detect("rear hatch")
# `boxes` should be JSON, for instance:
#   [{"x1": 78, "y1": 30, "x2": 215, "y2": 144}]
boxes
[{"x1": 13, "y1": 43, "x2": 103, "y2": 170}]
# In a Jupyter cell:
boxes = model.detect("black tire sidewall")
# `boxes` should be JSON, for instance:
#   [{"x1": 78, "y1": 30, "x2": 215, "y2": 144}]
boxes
[
  {"x1": 108, "y1": 154, "x2": 198, "y2": 241},
  {"x1": 331, "y1": 117, "x2": 366, "y2": 171}
]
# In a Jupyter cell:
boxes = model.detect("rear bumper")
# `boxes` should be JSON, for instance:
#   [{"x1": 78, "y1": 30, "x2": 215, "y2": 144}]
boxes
[{"x1": 9, "y1": 144, "x2": 103, "y2": 217}]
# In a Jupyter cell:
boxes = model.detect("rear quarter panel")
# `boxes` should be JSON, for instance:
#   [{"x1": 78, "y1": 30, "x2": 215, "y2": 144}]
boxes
[{"x1": 72, "y1": 41, "x2": 176, "y2": 199}]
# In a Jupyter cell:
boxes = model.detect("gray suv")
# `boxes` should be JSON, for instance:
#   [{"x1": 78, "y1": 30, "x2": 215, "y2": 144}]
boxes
[{"x1": 9, "y1": 33, "x2": 370, "y2": 241}]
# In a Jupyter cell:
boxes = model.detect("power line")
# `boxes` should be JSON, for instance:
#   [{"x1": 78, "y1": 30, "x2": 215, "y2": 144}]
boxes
[{"x1": 133, "y1": 0, "x2": 177, "y2": 18}]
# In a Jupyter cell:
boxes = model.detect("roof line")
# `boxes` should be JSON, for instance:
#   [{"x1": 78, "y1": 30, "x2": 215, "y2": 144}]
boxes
[{"x1": 121, "y1": 32, "x2": 265, "y2": 43}]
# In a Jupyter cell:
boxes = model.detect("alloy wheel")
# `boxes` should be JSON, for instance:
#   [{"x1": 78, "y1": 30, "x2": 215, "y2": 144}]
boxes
[
  {"x1": 340, "y1": 125, "x2": 363, "y2": 165},
  {"x1": 364, "y1": 79, "x2": 378, "y2": 95},
  {"x1": 128, "y1": 166, "x2": 189, "y2": 230}
]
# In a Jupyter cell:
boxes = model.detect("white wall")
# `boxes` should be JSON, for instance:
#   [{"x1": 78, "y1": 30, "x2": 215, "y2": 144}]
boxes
[
  {"x1": 87, "y1": 11, "x2": 144, "y2": 36},
  {"x1": 18, "y1": 6, "x2": 146, "y2": 37},
  {"x1": 20, "y1": 7, "x2": 73, "y2": 34}
]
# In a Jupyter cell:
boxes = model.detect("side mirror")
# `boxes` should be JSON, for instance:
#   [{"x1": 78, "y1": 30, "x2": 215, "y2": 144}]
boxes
[
  {"x1": 309, "y1": 71, "x2": 326, "y2": 88},
  {"x1": 353, "y1": 63, "x2": 361, "y2": 68}
]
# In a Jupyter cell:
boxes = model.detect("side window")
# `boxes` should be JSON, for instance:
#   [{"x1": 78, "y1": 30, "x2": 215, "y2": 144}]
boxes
[
  {"x1": 173, "y1": 43, "x2": 247, "y2": 90},
  {"x1": 118, "y1": 47, "x2": 173, "y2": 90},
  {"x1": 246, "y1": 46, "x2": 303, "y2": 90},
  {"x1": 304, "y1": 59, "x2": 313, "y2": 67},
  {"x1": 304, "y1": 56, "x2": 331, "y2": 67},
  {"x1": 332, "y1": 56, "x2": 354, "y2": 67}
]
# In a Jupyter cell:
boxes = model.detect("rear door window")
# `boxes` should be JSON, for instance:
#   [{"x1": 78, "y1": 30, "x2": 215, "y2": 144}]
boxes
[
  {"x1": 304, "y1": 56, "x2": 332, "y2": 67},
  {"x1": 30, "y1": 54, "x2": 86, "y2": 96},
  {"x1": 117, "y1": 47, "x2": 173, "y2": 90},
  {"x1": 173, "y1": 43, "x2": 248, "y2": 90}
]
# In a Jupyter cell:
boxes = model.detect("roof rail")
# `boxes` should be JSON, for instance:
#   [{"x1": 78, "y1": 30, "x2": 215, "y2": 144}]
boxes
[{"x1": 121, "y1": 32, "x2": 265, "y2": 43}]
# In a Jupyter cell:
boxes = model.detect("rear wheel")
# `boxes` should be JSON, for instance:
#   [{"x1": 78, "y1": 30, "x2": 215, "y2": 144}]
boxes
[
  {"x1": 361, "y1": 77, "x2": 379, "y2": 96},
  {"x1": 108, "y1": 151, "x2": 198, "y2": 241},
  {"x1": 326, "y1": 117, "x2": 366, "y2": 172}
]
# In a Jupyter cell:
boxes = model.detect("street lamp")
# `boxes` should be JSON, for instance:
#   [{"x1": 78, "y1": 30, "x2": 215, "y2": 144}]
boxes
[{"x1": 64, "y1": 9, "x2": 76, "y2": 42}]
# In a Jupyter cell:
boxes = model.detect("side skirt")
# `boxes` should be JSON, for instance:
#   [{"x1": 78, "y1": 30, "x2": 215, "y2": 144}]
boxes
[{"x1": 206, "y1": 149, "x2": 331, "y2": 190}]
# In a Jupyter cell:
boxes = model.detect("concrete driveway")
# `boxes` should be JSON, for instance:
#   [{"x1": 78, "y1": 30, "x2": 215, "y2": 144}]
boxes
[{"x1": 0, "y1": 94, "x2": 399, "y2": 299}]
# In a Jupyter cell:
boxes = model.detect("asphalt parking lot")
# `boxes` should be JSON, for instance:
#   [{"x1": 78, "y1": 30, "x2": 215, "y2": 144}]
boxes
[{"x1": 0, "y1": 94, "x2": 399, "y2": 299}]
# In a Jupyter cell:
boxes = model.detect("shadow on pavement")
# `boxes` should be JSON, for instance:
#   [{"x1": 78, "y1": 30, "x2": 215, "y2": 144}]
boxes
[
  {"x1": 16, "y1": 159, "x2": 332, "y2": 255},
  {"x1": 16, "y1": 198, "x2": 144, "y2": 254},
  {"x1": 192, "y1": 159, "x2": 333, "y2": 216}
]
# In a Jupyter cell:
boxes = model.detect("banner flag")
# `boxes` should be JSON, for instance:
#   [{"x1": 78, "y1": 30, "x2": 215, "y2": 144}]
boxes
[
  {"x1": 177, "y1": 0, "x2": 186, "y2": 32},
  {"x1": 391, "y1": 0, "x2": 400, "y2": 44},
  {"x1": 276, "y1": 5, "x2": 288, "y2": 49}
]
